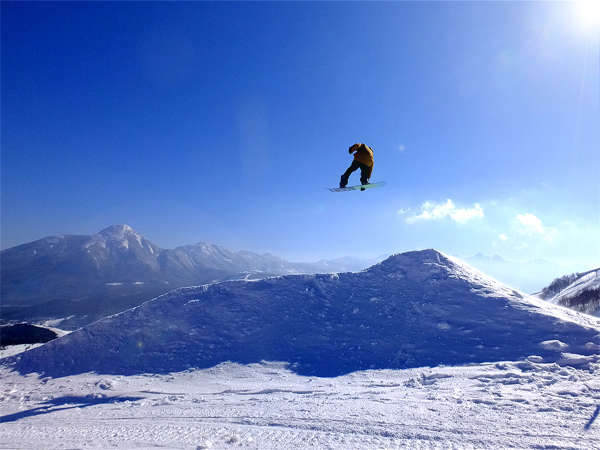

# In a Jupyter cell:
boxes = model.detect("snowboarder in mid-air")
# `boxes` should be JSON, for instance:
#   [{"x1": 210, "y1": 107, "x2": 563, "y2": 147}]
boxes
[{"x1": 340, "y1": 143, "x2": 374, "y2": 190}]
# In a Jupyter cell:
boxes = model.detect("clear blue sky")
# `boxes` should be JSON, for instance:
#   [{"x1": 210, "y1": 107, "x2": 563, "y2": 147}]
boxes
[{"x1": 2, "y1": 2, "x2": 598, "y2": 271}]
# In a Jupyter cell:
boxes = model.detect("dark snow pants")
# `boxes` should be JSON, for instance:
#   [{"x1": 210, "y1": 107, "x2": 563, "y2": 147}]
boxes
[{"x1": 340, "y1": 160, "x2": 371, "y2": 187}]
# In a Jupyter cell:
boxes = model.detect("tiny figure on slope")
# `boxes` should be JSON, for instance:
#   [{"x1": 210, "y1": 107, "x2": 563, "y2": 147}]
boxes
[{"x1": 340, "y1": 143, "x2": 374, "y2": 190}]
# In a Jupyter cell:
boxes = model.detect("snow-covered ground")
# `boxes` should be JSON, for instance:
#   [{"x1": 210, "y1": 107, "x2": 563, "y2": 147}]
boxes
[
  {"x1": 2, "y1": 250, "x2": 600, "y2": 448},
  {"x1": 0, "y1": 343, "x2": 45, "y2": 359},
  {"x1": 1, "y1": 360, "x2": 599, "y2": 448}
]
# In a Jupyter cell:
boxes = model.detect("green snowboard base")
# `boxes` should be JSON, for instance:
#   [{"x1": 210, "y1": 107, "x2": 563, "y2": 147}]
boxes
[{"x1": 329, "y1": 182, "x2": 386, "y2": 192}]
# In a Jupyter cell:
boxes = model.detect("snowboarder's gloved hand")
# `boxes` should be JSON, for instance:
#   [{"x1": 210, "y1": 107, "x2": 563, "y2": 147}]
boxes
[{"x1": 349, "y1": 143, "x2": 361, "y2": 154}]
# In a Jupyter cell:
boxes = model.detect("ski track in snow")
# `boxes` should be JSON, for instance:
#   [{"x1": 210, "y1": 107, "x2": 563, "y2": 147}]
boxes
[{"x1": 1, "y1": 360, "x2": 600, "y2": 449}]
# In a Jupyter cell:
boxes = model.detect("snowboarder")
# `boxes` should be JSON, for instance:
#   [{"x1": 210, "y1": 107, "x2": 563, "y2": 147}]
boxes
[{"x1": 340, "y1": 143, "x2": 374, "y2": 189}]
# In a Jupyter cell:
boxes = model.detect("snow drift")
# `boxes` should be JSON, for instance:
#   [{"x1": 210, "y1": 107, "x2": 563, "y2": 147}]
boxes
[{"x1": 3, "y1": 250, "x2": 600, "y2": 378}]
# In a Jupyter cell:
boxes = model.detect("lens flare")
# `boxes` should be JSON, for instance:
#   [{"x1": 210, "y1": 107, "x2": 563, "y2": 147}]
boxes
[{"x1": 574, "y1": 0, "x2": 600, "y2": 33}]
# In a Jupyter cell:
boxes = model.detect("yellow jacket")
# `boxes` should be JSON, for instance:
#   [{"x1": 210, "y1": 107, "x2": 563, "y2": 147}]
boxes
[{"x1": 349, "y1": 143, "x2": 374, "y2": 167}]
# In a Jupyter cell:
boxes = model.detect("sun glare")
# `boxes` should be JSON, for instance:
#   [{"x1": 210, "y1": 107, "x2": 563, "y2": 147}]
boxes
[{"x1": 573, "y1": 0, "x2": 600, "y2": 33}]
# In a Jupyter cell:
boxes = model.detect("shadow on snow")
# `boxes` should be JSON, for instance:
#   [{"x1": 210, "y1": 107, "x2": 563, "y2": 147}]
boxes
[{"x1": 0, "y1": 395, "x2": 144, "y2": 424}]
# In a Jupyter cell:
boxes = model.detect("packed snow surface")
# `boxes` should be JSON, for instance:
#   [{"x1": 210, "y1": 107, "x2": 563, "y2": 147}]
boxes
[
  {"x1": 1, "y1": 249, "x2": 600, "y2": 448},
  {"x1": 1, "y1": 361, "x2": 599, "y2": 448}
]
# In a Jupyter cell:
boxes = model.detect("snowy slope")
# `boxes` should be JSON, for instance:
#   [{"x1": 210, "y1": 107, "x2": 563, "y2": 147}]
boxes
[
  {"x1": 554, "y1": 269, "x2": 600, "y2": 302},
  {"x1": 540, "y1": 268, "x2": 600, "y2": 316},
  {"x1": 4, "y1": 249, "x2": 599, "y2": 378}
]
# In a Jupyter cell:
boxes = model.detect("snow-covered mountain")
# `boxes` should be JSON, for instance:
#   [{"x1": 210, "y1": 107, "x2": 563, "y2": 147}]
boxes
[
  {"x1": 538, "y1": 268, "x2": 600, "y2": 316},
  {"x1": 5, "y1": 249, "x2": 599, "y2": 378},
  {"x1": 1, "y1": 225, "x2": 163, "y2": 306},
  {"x1": 1, "y1": 225, "x2": 374, "y2": 328}
]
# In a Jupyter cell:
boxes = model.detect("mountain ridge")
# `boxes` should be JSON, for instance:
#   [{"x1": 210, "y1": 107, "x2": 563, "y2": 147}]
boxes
[{"x1": 0, "y1": 225, "x2": 377, "y2": 329}]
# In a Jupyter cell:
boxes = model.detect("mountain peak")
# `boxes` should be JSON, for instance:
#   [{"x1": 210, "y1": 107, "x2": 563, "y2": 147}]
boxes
[
  {"x1": 368, "y1": 249, "x2": 516, "y2": 295},
  {"x1": 99, "y1": 224, "x2": 135, "y2": 236},
  {"x1": 87, "y1": 224, "x2": 148, "y2": 251},
  {"x1": 372, "y1": 249, "x2": 454, "y2": 272}
]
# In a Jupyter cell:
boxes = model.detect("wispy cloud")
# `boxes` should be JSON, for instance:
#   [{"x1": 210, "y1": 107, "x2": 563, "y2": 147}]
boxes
[
  {"x1": 516, "y1": 213, "x2": 544, "y2": 234},
  {"x1": 498, "y1": 233, "x2": 508, "y2": 241},
  {"x1": 406, "y1": 199, "x2": 484, "y2": 224},
  {"x1": 515, "y1": 213, "x2": 557, "y2": 242}
]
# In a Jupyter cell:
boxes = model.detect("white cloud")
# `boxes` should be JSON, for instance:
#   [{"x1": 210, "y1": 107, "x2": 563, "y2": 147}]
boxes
[
  {"x1": 451, "y1": 204, "x2": 485, "y2": 223},
  {"x1": 499, "y1": 234, "x2": 508, "y2": 241},
  {"x1": 516, "y1": 213, "x2": 544, "y2": 234},
  {"x1": 397, "y1": 208, "x2": 410, "y2": 215},
  {"x1": 406, "y1": 199, "x2": 484, "y2": 224},
  {"x1": 515, "y1": 213, "x2": 557, "y2": 242}
]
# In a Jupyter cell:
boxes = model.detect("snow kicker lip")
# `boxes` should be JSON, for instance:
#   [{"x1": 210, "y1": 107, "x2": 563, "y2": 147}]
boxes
[{"x1": 4, "y1": 249, "x2": 600, "y2": 378}]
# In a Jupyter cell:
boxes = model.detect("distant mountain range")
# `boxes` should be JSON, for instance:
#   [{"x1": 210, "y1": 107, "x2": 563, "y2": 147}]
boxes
[
  {"x1": 0, "y1": 225, "x2": 377, "y2": 329},
  {"x1": 536, "y1": 268, "x2": 600, "y2": 316}
]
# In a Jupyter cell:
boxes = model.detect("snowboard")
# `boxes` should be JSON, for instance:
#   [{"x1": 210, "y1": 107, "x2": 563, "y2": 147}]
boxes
[{"x1": 329, "y1": 181, "x2": 386, "y2": 192}]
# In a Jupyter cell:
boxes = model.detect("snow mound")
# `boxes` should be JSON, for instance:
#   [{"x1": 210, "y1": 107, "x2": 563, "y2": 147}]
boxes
[
  {"x1": 3, "y1": 249, "x2": 600, "y2": 378},
  {"x1": 539, "y1": 340, "x2": 569, "y2": 351}
]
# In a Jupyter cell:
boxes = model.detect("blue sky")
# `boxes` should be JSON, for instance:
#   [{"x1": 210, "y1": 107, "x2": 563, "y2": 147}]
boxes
[{"x1": 2, "y1": 2, "x2": 598, "y2": 274}]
